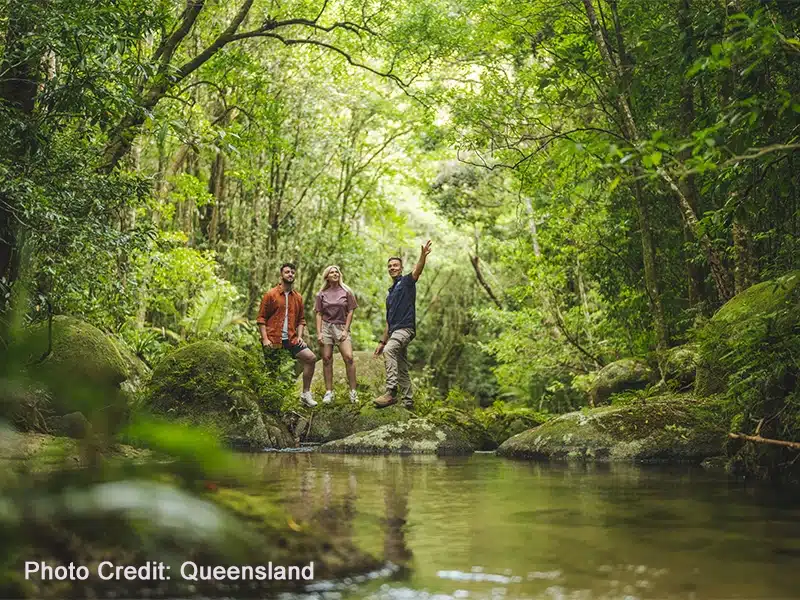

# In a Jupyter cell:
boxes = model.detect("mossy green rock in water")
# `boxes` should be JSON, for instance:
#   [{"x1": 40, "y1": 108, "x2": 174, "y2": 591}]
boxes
[
  {"x1": 318, "y1": 417, "x2": 473, "y2": 455},
  {"x1": 497, "y1": 395, "x2": 726, "y2": 462},
  {"x1": 696, "y1": 271, "x2": 800, "y2": 396},
  {"x1": 146, "y1": 341, "x2": 293, "y2": 450},
  {"x1": 426, "y1": 406, "x2": 494, "y2": 450},
  {"x1": 589, "y1": 358, "x2": 654, "y2": 406},
  {"x1": 296, "y1": 403, "x2": 412, "y2": 443}
]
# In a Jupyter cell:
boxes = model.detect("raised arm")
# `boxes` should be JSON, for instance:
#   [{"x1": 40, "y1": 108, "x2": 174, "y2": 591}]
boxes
[{"x1": 411, "y1": 240, "x2": 433, "y2": 281}]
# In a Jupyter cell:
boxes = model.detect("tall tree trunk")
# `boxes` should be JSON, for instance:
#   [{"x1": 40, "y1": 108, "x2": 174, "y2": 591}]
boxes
[
  {"x1": 0, "y1": 0, "x2": 43, "y2": 288},
  {"x1": 632, "y1": 177, "x2": 671, "y2": 350},
  {"x1": 732, "y1": 213, "x2": 755, "y2": 294},
  {"x1": 677, "y1": 0, "x2": 707, "y2": 309},
  {"x1": 522, "y1": 195, "x2": 542, "y2": 257},
  {"x1": 201, "y1": 151, "x2": 227, "y2": 246},
  {"x1": 581, "y1": 0, "x2": 670, "y2": 350},
  {"x1": 722, "y1": 0, "x2": 755, "y2": 297}
]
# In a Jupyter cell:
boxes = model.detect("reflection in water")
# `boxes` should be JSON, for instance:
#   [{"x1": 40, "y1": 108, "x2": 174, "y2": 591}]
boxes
[
  {"x1": 250, "y1": 454, "x2": 800, "y2": 600},
  {"x1": 276, "y1": 454, "x2": 414, "y2": 569},
  {"x1": 382, "y1": 461, "x2": 413, "y2": 567}
]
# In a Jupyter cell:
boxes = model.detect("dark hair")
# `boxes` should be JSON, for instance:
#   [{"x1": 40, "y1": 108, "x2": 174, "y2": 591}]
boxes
[
  {"x1": 387, "y1": 256, "x2": 403, "y2": 266},
  {"x1": 280, "y1": 262, "x2": 297, "y2": 272}
]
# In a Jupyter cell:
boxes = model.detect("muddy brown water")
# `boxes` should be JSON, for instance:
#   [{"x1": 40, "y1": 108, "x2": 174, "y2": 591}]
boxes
[{"x1": 244, "y1": 452, "x2": 800, "y2": 600}]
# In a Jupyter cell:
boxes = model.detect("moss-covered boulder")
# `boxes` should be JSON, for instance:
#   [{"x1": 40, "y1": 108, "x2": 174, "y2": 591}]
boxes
[
  {"x1": 478, "y1": 405, "x2": 550, "y2": 447},
  {"x1": 694, "y1": 272, "x2": 800, "y2": 482},
  {"x1": 145, "y1": 341, "x2": 293, "y2": 450},
  {"x1": 293, "y1": 403, "x2": 412, "y2": 443},
  {"x1": 589, "y1": 358, "x2": 654, "y2": 406},
  {"x1": 301, "y1": 350, "x2": 387, "y2": 398},
  {"x1": 661, "y1": 345, "x2": 698, "y2": 388},
  {"x1": 26, "y1": 316, "x2": 131, "y2": 386},
  {"x1": 426, "y1": 406, "x2": 494, "y2": 450},
  {"x1": 497, "y1": 395, "x2": 727, "y2": 462},
  {"x1": 6, "y1": 317, "x2": 132, "y2": 431},
  {"x1": 696, "y1": 271, "x2": 800, "y2": 396},
  {"x1": 317, "y1": 418, "x2": 473, "y2": 455}
]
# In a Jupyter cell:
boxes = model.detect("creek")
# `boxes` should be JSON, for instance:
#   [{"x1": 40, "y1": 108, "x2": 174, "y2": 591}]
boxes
[{"x1": 243, "y1": 452, "x2": 800, "y2": 600}]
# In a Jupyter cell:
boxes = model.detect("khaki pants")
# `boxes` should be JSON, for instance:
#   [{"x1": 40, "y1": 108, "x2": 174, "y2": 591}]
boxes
[{"x1": 384, "y1": 328, "x2": 415, "y2": 402}]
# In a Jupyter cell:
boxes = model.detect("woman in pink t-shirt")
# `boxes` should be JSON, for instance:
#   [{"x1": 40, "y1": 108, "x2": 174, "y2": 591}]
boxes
[{"x1": 315, "y1": 265, "x2": 359, "y2": 403}]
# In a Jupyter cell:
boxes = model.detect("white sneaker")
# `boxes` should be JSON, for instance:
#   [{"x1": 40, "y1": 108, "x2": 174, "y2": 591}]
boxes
[
  {"x1": 349, "y1": 389, "x2": 359, "y2": 403},
  {"x1": 322, "y1": 390, "x2": 334, "y2": 404},
  {"x1": 300, "y1": 392, "x2": 317, "y2": 407}
]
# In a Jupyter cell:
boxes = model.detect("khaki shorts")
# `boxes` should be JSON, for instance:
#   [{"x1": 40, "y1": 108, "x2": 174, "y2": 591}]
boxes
[{"x1": 321, "y1": 321, "x2": 348, "y2": 345}]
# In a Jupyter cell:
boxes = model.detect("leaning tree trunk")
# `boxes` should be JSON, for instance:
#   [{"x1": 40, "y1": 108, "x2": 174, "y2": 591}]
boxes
[{"x1": 582, "y1": 0, "x2": 732, "y2": 305}]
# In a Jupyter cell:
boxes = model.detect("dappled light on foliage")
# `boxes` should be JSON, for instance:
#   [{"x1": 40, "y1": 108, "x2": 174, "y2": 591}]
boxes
[{"x1": 1, "y1": 1, "x2": 800, "y2": 595}]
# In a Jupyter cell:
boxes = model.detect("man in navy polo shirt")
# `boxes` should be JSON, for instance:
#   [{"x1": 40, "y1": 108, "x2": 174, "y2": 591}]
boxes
[{"x1": 373, "y1": 240, "x2": 433, "y2": 409}]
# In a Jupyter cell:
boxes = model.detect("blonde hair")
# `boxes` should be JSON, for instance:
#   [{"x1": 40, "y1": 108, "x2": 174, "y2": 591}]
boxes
[{"x1": 318, "y1": 265, "x2": 353, "y2": 296}]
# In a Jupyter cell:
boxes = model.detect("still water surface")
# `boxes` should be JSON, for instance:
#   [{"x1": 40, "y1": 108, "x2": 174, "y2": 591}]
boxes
[{"x1": 245, "y1": 453, "x2": 800, "y2": 600}]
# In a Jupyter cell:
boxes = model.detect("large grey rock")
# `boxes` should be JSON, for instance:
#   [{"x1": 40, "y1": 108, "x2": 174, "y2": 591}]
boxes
[
  {"x1": 317, "y1": 418, "x2": 473, "y2": 455},
  {"x1": 294, "y1": 403, "x2": 413, "y2": 443},
  {"x1": 497, "y1": 395, "x2": 726, "y2": 463}
]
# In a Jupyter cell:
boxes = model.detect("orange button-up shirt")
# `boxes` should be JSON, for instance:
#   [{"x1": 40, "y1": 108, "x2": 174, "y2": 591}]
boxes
[{"x1": 256, "y1": 285, "x2": 307, "y2": 345}]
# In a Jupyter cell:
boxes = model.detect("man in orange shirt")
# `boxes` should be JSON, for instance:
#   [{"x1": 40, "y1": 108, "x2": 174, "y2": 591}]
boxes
[{"x1": 257, "y1": 263, "x2": 318, "y2": 407}]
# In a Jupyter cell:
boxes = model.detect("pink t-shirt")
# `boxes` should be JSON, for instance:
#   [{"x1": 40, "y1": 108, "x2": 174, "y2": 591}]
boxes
[{"x1": 315, "y1": 286, "x2": 358, "y2": 324}]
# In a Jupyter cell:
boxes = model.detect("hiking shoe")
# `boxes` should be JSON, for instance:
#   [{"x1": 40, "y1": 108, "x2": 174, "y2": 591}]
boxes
[
  {"x1": 349, "y1": 389, "x2": 359, "y2": 404},
  {"x1": 402, "y1": 401, "x2": 414, "y2": 411},
  {"x1": 322, "y1": 390, "x2": 334, "y2": 404},
  {"x1": 300, "y1": 392, "x2": 317, "y2": 407},
  {"x1": 373, "y1": 393, "x2": 397, "y2": 409}
]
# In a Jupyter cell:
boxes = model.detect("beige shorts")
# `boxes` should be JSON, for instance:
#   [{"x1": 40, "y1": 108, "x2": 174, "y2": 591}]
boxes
[{"x1": 321, "y1": 321, "x2": 349, "y2": 345}]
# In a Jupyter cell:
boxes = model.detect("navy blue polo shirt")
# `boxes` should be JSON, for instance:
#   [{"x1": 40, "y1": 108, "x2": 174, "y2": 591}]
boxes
[{"x1": 386, "y1": 274, "x2": 416, "y2": 333}]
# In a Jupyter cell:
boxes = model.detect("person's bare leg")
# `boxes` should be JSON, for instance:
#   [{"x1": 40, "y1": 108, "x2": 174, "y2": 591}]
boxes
[
  {"x1": 296, "y1": 348, "x2": 316, "y2": 393},
  {"x1": 322, "y1": 344, "x2": 334, "y2": 391},
  {"x1": 339, "y1": 338, "x2": 357, "y2": 390}
]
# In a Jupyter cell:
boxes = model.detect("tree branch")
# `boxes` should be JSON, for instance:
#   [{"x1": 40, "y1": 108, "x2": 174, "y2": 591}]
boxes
[
  {"x1": 228, "y1": 32, "x2": 409, "y2": 88},
  {"x1": 469, "y1": 255, "x2": 503, "y2": 309},
  {"x1": 174, "y1": 0, "x2": 256, "y2": 81},
  {"x1": 152, "y1": 0, "x2": 206, "y2": 69},
  {"x1": 729, "y1": 432, "x2": 800, "y2": 451}
]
